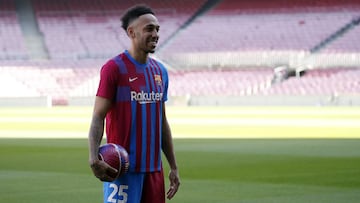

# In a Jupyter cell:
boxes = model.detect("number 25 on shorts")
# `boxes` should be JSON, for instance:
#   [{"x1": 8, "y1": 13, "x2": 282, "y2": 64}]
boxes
[{"x1": 107, "y1": 184, "x2": 128, "y2": 203}]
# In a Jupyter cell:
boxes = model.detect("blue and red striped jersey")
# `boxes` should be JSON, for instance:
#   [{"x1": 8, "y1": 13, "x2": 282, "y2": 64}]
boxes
[{"x1": 96, "y1": 50, "x2": 169, "y2": 172}]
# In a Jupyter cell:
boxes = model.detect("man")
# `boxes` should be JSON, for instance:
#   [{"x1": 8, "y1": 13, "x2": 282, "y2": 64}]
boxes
[{"x1": 88, "y1": 5, "x2": 180, "y2": 203}]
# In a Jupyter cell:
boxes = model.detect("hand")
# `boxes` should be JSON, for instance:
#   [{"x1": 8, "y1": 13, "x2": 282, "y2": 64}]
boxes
[
  {"x1": 167, "y1": 169, "x2": 180, "y2": 200},
  {"x1": 90, "y1": 159, "x2": 118, "y2": 182}
]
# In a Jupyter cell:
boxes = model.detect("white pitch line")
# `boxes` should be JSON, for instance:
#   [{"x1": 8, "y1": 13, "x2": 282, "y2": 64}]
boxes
[
  {"x1": 1, "y1": 117, "x2": 359, "y2": 127},
  {"x1": 168, "y1": 118, "x2": 360, "y2": 128},
  {"x1": 0, "y1": 117, "x2": 89, "y2": 123},
  {"x1": 172, "y1": 134, "x2": 360, "y2": 139},
  {"x1": 168, "y1": 108, "x2": 360, "y2": 116},
  {"x1": 0, "y1": 130, "x2": 86, "y2": 139}
]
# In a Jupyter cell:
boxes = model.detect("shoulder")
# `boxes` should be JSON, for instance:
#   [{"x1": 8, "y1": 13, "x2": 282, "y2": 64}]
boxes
[
  {"x1": 100, "y1": 54, "x2": 125, "y2": 74},
  {"x1": 102, "y1": 59, "x2": 117, "y2": 69},
  {"x1": 149, "y1": 57, "x2": 168, "y2": 73}
]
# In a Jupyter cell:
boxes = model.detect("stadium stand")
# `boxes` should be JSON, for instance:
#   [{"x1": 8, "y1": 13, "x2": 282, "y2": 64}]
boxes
[
  {"x1": 159, "y1": 0, "x2": 360, "y2": 54},
  {"x1": 168, "y1": 67, "x2": 360, "y2": 97},
  {"x1": 262, "y1": 68, "x2": 360, "y2": 96},
  {"x1": 0, "y1": 60, "x2": 102, "y2": 104},
  {"x1": 0, "y1": 0, "x2": 359, "y2": 106},
  {"x1": 0, "y1": 0, "x2": 28, "y2": 60},
  {"x1": 168, "y1": 68, "x2": 273, "y2": 96},
  {"x1": 32, "y1": 0, "x2": 206, "y2": 59},
  {"x1": 1, "y1": 63, "x2": 359, "y2": 103},
  {"x1": 321, "y1": 21, "x2": 360, "y2": 53},
  {"x1": 209, "y1": 0, "x2": 359, "y2": 13}
]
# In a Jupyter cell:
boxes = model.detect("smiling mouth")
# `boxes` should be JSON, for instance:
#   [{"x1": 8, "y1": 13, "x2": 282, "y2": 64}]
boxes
[{"x1": 149, "y1": 41, "x2": 157, "y2": 48}]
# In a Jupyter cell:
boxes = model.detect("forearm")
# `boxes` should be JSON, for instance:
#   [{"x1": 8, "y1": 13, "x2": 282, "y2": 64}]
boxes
[
  {"x1": 162, "y1": 117, "x2": 177, "y2": 170},
  {"x1": 162, "y1": 114, "x2": 180, "y2": 199},
  {"x1": 88, "y1": 114, "x2": 105, "y2": 163}
]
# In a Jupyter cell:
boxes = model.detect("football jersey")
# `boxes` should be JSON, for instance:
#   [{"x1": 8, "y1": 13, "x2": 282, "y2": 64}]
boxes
[{"x1": 96, "y1": 50, "x2": 169, "y2": 173}]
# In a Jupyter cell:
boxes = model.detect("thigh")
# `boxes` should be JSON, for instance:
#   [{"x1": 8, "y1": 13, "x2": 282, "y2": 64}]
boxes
[
  {"x1": 103, "y1": 172, "x2": 145, "y2": 203},
  {"x1": 141, "y1": 169, "x2": 165, "y2": 203}
]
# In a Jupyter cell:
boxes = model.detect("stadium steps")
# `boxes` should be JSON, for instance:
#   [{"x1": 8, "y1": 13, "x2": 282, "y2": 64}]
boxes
[
  {"x1": 310, "y1": 15, "x2": 360, "y2": 53},
  {"x1": 14, "y1": 0, "x2": 49, "y2": 60},
  {"x1": 157, "y1": 0, "x2": 222, "y2": 53}
]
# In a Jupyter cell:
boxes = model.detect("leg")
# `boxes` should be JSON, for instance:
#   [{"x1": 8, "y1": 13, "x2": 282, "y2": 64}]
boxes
[{"x1": 141, "y1": 168, "x2": 165, "y2": 203}]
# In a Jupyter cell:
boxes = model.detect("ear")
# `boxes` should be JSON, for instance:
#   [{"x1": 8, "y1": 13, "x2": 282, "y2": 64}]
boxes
[{"x1": 127, "y1": 26, "x2": 136, "y2": 39}]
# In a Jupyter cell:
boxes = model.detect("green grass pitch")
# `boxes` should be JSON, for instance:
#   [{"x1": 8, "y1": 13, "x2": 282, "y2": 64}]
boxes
[
  {"x1": 1, "y1": 139, "x2": 360, "y2": 203},
  {"x1": 0, "y1": 106, "x2": 360, "y2": 202}
]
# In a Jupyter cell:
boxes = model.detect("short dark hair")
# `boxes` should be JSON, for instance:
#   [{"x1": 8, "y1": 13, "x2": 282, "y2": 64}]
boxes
[{"x1": 121, "y1": 5, "x2": 155, "y2": 31}]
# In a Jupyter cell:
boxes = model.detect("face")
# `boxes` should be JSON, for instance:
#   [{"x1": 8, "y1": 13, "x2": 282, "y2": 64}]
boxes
[{"x1": 128, "y1": 14, "x2": 160, "y2": 54}]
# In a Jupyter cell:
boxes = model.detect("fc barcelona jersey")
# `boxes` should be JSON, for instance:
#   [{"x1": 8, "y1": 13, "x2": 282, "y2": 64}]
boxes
[{"x1": 96, "y1": 50, "x2": 169, "y2": 172}]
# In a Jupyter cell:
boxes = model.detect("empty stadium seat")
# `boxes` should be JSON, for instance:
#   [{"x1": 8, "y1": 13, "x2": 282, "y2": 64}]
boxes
[
  {"x1": 160, "y1": 1, "x2": 360, "y2": 55},
  {"x1": 31, "y1": 0, "x2": 206, "y2": 60},
  {"x1": 0, "y1": 0, "x2": 28, "y2": 60}
]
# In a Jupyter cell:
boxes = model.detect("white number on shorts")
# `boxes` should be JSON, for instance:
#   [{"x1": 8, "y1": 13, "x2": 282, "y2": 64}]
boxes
[{"x1": 107, "y1": 184, "x2": 129, "y2": 203}]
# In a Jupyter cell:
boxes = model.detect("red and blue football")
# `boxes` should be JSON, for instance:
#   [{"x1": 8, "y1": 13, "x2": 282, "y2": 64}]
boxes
[{"x1": 98, "y1": 143, "x2": 130, "y2": 180}]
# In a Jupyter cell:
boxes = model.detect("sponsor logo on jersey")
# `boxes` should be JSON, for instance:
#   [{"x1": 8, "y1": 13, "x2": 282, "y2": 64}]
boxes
[{"x1": 131, "y1": 91, "x2": 163, "y2": 104}]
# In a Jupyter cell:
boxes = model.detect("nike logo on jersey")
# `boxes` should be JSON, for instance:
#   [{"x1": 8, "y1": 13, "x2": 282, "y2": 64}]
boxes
[{"x1": 129, "y1": 77, "x2": 138, "y2": 82}]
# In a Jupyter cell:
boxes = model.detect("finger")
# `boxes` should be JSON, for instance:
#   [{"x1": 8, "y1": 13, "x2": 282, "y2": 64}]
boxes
[
  {"x1": 106, "y1": 166, "x2": 118, "y2": 175},
  {"x1": 99, "y1": 165, "x2": 118, "y2": 181},
  {"x1": 166, "y1": 185, "x2": 179, "y2": 199},
  {"x1": 99, "y1": 173, "x2": 116, "y2": 182},
  {"x1": 166, "y1": 186, "x2": 174, "y2": 195},
  {"x1": 166, "y1": 189, "x2": 174, "y2": 199},
  {"x1": 166, "y1": 189, "x2": 176, "y2": 199}
]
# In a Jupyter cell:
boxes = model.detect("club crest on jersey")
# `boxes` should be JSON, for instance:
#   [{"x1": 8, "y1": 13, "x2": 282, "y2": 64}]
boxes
[{"x1": 154, "y1": 75, "x2": 162, "y2": 86}]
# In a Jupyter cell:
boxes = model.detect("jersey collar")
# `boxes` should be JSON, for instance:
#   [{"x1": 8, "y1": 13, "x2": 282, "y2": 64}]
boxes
[{"x1": 124, "y1": 50, "x2": 149, "y2": 68}]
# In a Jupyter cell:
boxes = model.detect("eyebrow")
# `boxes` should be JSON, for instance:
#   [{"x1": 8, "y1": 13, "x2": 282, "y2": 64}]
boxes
[{"x1": 144, "y1": 24, "x2": 160, "y2": 28}]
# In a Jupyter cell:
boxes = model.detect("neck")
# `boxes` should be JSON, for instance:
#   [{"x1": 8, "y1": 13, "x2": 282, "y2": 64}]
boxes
[{"x1": 128, "y1": 47, "x2": 148, "y2": 64}]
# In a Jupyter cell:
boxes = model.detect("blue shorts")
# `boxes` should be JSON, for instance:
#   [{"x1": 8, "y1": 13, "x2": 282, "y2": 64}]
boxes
[{"x1": 103, "y1": 169, "x2": 165, "y2": 203}]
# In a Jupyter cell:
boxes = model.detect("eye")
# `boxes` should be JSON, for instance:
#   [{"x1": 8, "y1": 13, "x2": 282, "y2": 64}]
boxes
[
  {"x1": 145, "y1": 25, "x2": 160, "y2": 33},
  {"x1": 144, "y1": 27, "x2": 153, "y2": 33}
]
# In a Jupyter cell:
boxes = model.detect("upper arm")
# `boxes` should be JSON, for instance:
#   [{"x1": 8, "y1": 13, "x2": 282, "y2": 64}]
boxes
[
  {"x1": 92, "y1": 96, "x2": 113, "y2": 119},
  {"x1": 96, "y1": 60, "x2": 119, "y2": 102}
]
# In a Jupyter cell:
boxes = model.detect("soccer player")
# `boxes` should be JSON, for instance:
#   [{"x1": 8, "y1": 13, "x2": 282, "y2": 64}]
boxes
[{"x1": 88, "y1": 5, "x2": 180, "y2": 203}]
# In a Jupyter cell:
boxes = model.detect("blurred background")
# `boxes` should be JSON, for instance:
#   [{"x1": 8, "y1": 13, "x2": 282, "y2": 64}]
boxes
[
  {"x1": 1, "y1": 1, "x2": 360, "y2": 203},
  {"x1": 0, "y1": 0, "x2": 359, "y2": 107}
]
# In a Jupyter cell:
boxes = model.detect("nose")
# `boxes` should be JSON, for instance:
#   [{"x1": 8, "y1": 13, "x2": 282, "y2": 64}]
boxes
[{"x1": 152, "y1": 30, "x2": 159, "y2": 38}]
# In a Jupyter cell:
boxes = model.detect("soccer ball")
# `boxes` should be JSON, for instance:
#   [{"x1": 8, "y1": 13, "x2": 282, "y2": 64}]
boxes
[{"x1": 98, "y1": 143, "x2": 130, "y2": 180}]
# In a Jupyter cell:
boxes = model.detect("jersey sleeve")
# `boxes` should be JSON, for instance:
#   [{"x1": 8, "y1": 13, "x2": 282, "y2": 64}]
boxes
[
  {"x1": 163, "y1": 68, "x2": 169, "y2": 102},
  {"x1": 96, "y1": 60, "x2": 119, "y2": 101},
  {"x1": 157, "y1": 62, "x2": 169, "y2": 102}
]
